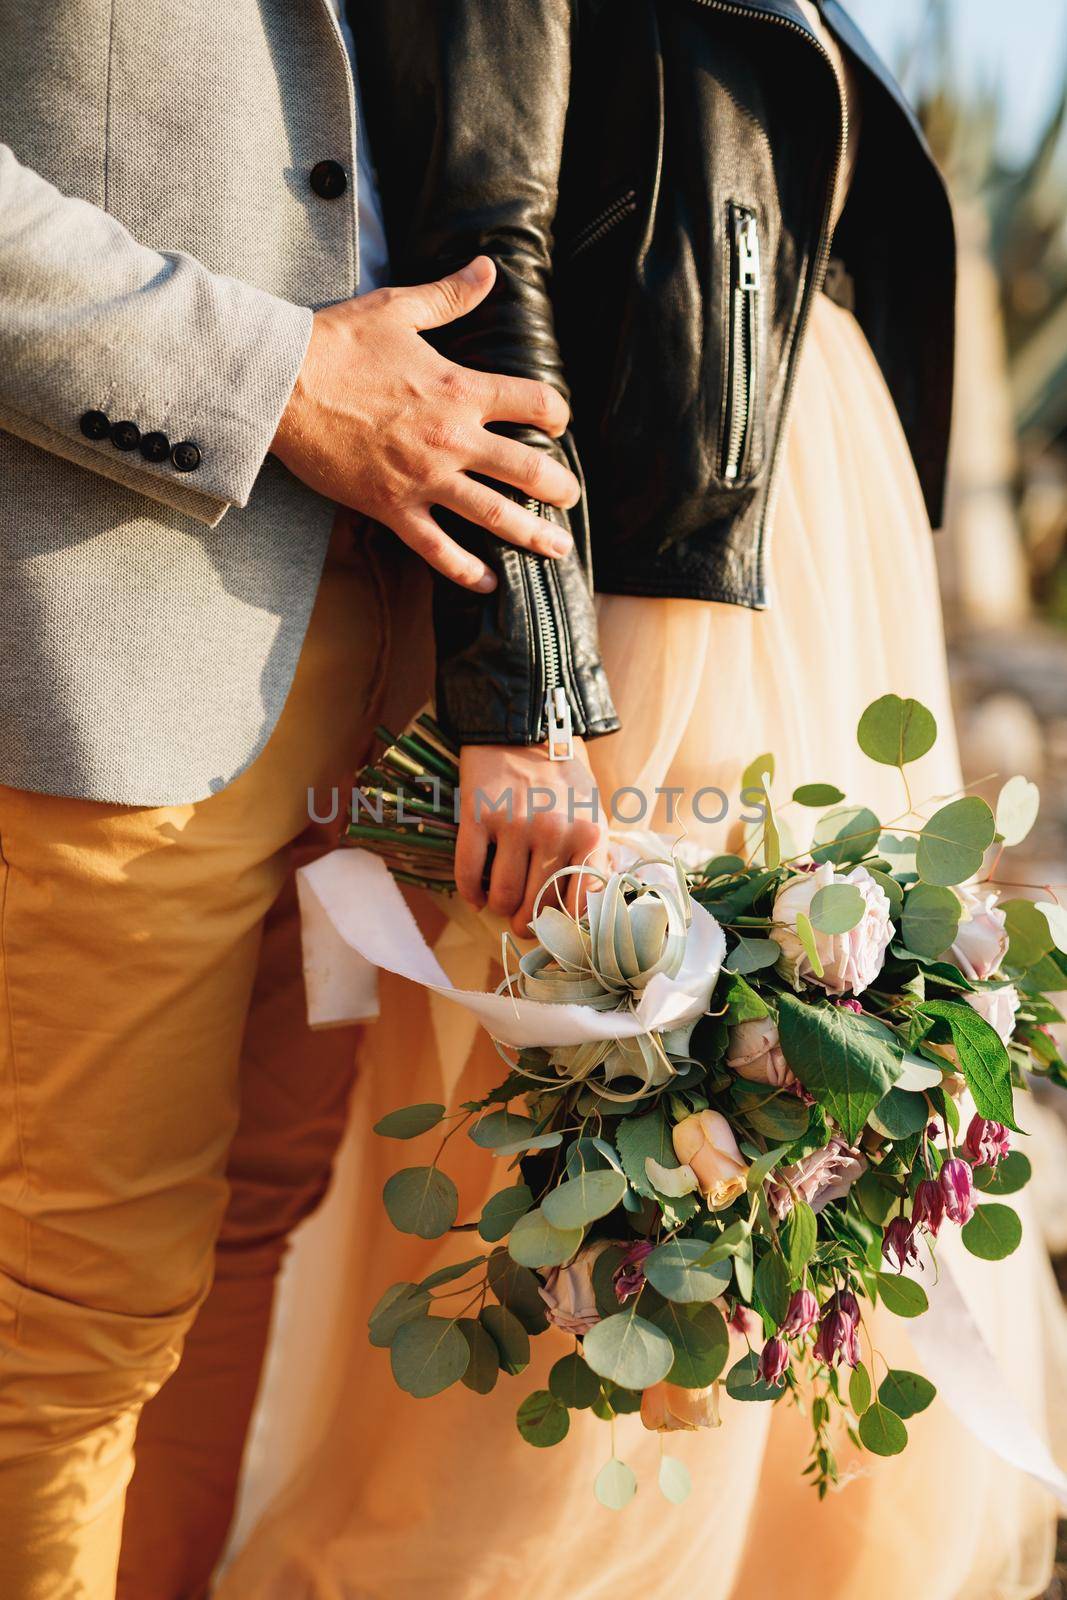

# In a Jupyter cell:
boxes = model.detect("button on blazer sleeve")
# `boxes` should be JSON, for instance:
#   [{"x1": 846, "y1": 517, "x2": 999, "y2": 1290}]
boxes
[{"x1": 0, "y1": 144, "x2": 313, "y2": 528}]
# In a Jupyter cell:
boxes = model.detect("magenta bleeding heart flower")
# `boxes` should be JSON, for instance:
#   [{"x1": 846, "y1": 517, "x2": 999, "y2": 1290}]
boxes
[
  {"x1": 882, "y1": 1215, "x2": 920, "y2": 1273},
  {"x1": 758, "y1": 1335, "x2": 791, "y2": 1388},
  {"x1": 612, "y1": 1239, "x2": 654, "y2": 1304},
  {"x1": 781, "y1": 1288, "x2": 820, "y2": 1339},
  {"x1": 912, "y1": 1178, "x2": 945, "y2": 1238},
  {"x1": 727, "y1": 1302, "x2": 763, "y2": 1341},
  {"x1": 963, "y1": 1115, "x2": 1011, "y2": 1169},
  {"x1": 939, "y1": 1157, "x2": 977, "y2": 1225},
  {"x1": 813, "y1": 1291, "x2": 861, "y2": 1369}
]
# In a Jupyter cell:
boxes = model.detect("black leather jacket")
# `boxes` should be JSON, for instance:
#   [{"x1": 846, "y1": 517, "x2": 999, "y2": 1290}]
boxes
[{"x1": 352, "y1": 0, "x2": 955, "y2": 750}]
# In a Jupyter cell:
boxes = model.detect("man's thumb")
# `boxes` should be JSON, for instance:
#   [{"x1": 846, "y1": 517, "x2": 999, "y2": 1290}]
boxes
[{"x1": 402, "y1": 256, "x2": 496, "y2": 330}]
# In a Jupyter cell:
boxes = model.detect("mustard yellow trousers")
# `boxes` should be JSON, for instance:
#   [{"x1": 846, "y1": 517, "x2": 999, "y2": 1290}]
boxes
[{"x1": 0, "y1": 534, "x2": 394, "y2": 1599}]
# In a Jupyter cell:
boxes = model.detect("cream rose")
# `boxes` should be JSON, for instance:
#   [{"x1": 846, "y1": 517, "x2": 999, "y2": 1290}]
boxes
[
  {"x1": 767, "y1": 1134, "x2": 867, "y2": 1221},
  {"x1": 537, "y1": 1240, "x2": 615, "y2": 1336},
  {"x1": 640, "y1": 1380, "x2": 721, "y2": 1432},
  {"x1": 671, "y1": 1110, "x2": 749, "y2": 1211},
  {"x1": 773, "y1": 862, "x2": 893, "y2": 997},
  {"x1": 726, "y1": 1016, "x2": 795, "y2": 1088},
  {"x1": 950, "y1": 885, "x2": 1009, "y2": 981},
  {"x1": 966, "y1": 984, "x2": 1020, "y2": 1046}
]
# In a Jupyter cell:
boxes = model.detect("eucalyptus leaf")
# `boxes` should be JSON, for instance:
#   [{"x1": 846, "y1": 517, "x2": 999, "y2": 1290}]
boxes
[
  {"x1": 782, "y1": 1201, "x2": 818, "y2": 1275},
  {"x1": 643, "y1": 1239, "x2": 732, "y2": 1303},
  {"x1": 542, "y1": 1169, "x2": 628, "y2": 1230},
  {"x1": 878, "y1": 1368, "x2": 936, "y2": 1418},
  {"x1": 973, "y1": 1150, "x2": 1031, "y2": 1196},
  {"x1": 725, "y1": 935, "x2": 782, "y2": 975},
  {"x1": 960, "y1": 1202, "x2": 1023, "y2": 1260},
  {"x1": 468, "y1": 1110, "x2": 540, "y2": 1149},
  {"x1": 373, "y1": 1102, "x2": 446, "y2": 1139},
  {"x1": 811, "y1": 806, "x2": 882, "y2": 866},
  {"x1": 857, "y1": 694, "x2": 937, "y2": 767},
  {"x1": 874, "y1": 1272, "x2": 928, "y2": 1317},
  {"x1": 549, "y1": 1351, "x2": 601, "y2": 1409},
  {"x1": 583, "y1": 1311, "x2": 675, "y2": 1390},
  {"x1": 915, "y1": 797, "x2": 996, "y2": 887},
  {"x1": 649, "y1": 1300, "x2": 730, "y2": 1387},
  {"x1": 1003, "y1": 898, "x2": 1055, "y2": 970},
  {"x1": 479, "y1": 1303, "x2": 531, "y2": 1375},
  {"x1": 594, "y1": 1457, "x2": 637, "y2": 1511},
  {"x1": 793, "y1": 783, "x2": 846, "y2": 807},
  {"x1": 478, "y1": 1184, "x2": 534, "y2": 1242},
  {"x1": 900, "y1": 883, "x2": 962, "y2": 959},
  {"x1": 487, "y1": 1250, "x2": 549, "y2": 1333},
  {"x1": 849, "y1": 1361, "x2": 872, "y2": 1414},
  {"x1": 508, "y1": 1207, "x2": 585, "y2": 1269},
  {"x1": 516, "y1": 1389, "x2": 570, "y2": 1447},
  {"x1": 725, "y1": 1348, "x2": 780, "y2": 1402},
  {"x1": 368, "y1": 1282, "x2": 430, "y2": 1348},
  {"x1": 995, "y1": 775, "x2": 1040, "y2": 848},
  {"x1": 390, "y1": 1317, "x2": 470, "y2": 1398},
  {"x1": 1037, "y1": 901, "x2": 1067, "y2": 956},
  {"x1": 795, "y1": 912, "x2": 824, "y2": 978},
  {"x1": 858, "y1": 1402, "x2": 908, "y2": 1456},
  {"x1": 383, "y1": 1167, "x2": 459, "y2": 1240},
  {"x1": 458, "y1": 1317, "x2": 500, "y2": 1394},
  {"x1": 659, "y1": 1454, "x2": 693, "y2": 1504},
  {"x1": 868, "y1": 1086, "x2": 930, "y2": 1140},
  {"x1": 418, "y1": 1255, "x2": 486, "y2": 1290},
  {"x1": 810, "y1": 883, "x2": 865, "y2": 935},
  {"x1": 754, "y1": 1250, "x2": 791, "y2": 1325}
]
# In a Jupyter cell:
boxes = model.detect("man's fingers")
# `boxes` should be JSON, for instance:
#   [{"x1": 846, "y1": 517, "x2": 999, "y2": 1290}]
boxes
[
  {"x1": 471, "y1": 434, "x2": 580, "y2": 511},
  {"x1": 401, "y1": 257, "x2": 497, "y2": 331},
  {"x1": 438, "y1": 478, "x2": 574, "y2": 558},
  {"x1": 480, "y1": 371, "x2": 571, "y2": 439},
  {"x1": 394, "y1": 509, "x2": 497, "y2": 592},
  {"x1": 455, "y1": 817, "x2": 490, "y2": 908}
]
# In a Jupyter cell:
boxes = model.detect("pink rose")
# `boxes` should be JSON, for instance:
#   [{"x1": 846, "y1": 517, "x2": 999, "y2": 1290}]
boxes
[
  {"x1": 538, "y1": 1240, "x2": 615, "y2": 1336},
  {"x1": 640, "y1": 1380, "x2": 721, "y2": 1432},
  {"x1": 966, "y1": 984, "x2": 1020, "y2": 1046},
  {"x1": 726, "y1": 1017, "x2": 795, "y2": 1088},
  {"x1": 768, "y1": 1135, "x2": 867, "y2": 1221},
  {"x1": 773, "y1": 863, "x2": 893, "y2": 996},
  {"x1": 672, "y1": 1110, "x2": 749, "y2": 1211},
  {"x1": 950, "y1": 885, "x2": 1009, "y2": 981}
]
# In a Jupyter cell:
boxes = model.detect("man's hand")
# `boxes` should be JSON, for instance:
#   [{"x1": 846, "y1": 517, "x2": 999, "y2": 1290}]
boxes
[
  {"x1": 456, "y1": 741, "x2": 610, "y2": 937},
  {"x1": 271, "y1": 256, "x2": 579, "y2": 593}
]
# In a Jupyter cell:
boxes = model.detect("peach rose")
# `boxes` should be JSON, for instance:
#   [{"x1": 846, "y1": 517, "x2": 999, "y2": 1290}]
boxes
[
  {"x1": 950, "y1": 885, "x2": 1009, "y2": 981},
  {"x1": 538, "y1": 1240, "x2": 615, "y2": 1336},
  {"x1": 640, "y1": 1380, "x2": 721, "y2": 1432},
  {"x1": 726, "y1": 1016, "x2": 795, "y2": 1088},
  {"x1": 672, "y1": 1110, "x2": 749, "y2": 1211},
  {"x1": 773, "y1": 862, "x2": 893, "y2": 997}
]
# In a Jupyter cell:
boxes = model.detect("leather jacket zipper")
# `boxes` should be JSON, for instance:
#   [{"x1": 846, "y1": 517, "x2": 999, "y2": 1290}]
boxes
[
  {"x1": 694, "y1": 0, "x2": 848, "y2": 596},
  {"x1": 722, "y1": 204, "x2": 762, "y2": 482},
  {"x1": 522, "y1": 500, "x2": 575, "y2": 760}
]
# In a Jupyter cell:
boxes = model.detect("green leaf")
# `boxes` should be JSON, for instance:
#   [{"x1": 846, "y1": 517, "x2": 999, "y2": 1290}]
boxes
[
  {"x1": 548, "y1": 1352, "x2": 601, "y2": 1409},
  {"x1": 542, "y1": 1169, "x2": 628, "y2": 1230},
  {"x1": 811, "y1": 806, "x2": 882, "y2": 866},
  {"x1": 849, "y1": 1361, "x2": 872, "y2": 1414},
  {"x1": 917, "y1": 1000, "x2": 1019, "y2": 1131},
  {"x1": 478, "y1": 1184, "x2": 534, "y2": 1242},
  {"x1": 725, "y1": 935, "x2": 782, "y2": 975},
  {"x1": 383, "y1": 1167, "x2": 459, "y2": 1239},
  {"x1": 373, "y1": 1102, "x2": 446, "y2": 1139},
  {"x1": 916, "y1": 797, "x2": 996, "y2": 887},
  {"x1": 782, "y1": 1201, "x2": 818, "y2": 1276},
  {"x1": 418, "y1": 1255, "x2": 486, "y2": 1290},
  {"x1": 507, "y1": 1207, "x2": 585, "y2": 1268},
  {"x1": 479, "y1": 1304, "x2": 531, "y2": 1375},
  {"x1": 721, "y1": 971, "x2": 770, "y2": 1024},
  {"x1": 868, "y1": 1087, "x2": 929, "y2": 1140},
  {"x1": 810, "y1": 883, "x2": 866, "y2": 935},
  {"x1": 795, "y1": 911, "x2": 824, "y2": 978},
  {"x1": 874, "y1": 1272, "x2": 928, "y2": 1318},
  {"x1": 793, "y1": 783, "x2": 846, "y2": 807},
  {"x1": 616, "y1": 1110, "x2": 676, "y2": 1202},
  {"x1": 659, "y1": 1454, "x2": 693, "y2": 1504},
  {"x1": 995, "y1": 776, "x2": 1040, "y2": 848},
  {"x1": 643, "y1": 1239, "x2": 732, "y2": 1303},
  {"x1": 516, "y1": 1389, "x2": 570, "y2": 1447},
  {"x1": 390, "y1": 1317, "x2": 470, "y2": 1398},
  {"x1": 732, "y1": 1084, "x2": 811, "y2": 1142},
  {"x1": 901, "y1": 883, "x2": 962, "y2": 959},
  {"x1": 867, "y1": 867, "x2": 904, "y2": 918},
  {"x1": 594, "y1": 1457, "x2": 637, "y2": 1511},
  {"x1": 458, "y1": 1317, "x2": 500, "y2": 1393},
  {"x1": 746, "y1": 1141, "x2": 792, "y2": 1192},
  {"x1": 973, "y1": 1150, "x2": 1031, "y2": 1196},
  {"x1": 582, "y1": 1311, "x2": 675, "y2": 1390},
  {"x1": 742, "y1": 751, "x2": 775, "y2": 791},
  {"x1": 777, "y1": 995, "x2": 903, "y2": 1144},
  {"x1": 858, "y1": 1402, "x2": 909, "y2": 1456},
  {"x1": 761, "y1": 782, "x2": 782, "y2": 870},
  {"x1": 725, "y1": 1348, "x2": 780, "y2": 1402},
  {"x1": 486, "y1": 1250, "x2": 548, "y2": 1333},
  {"x1": 703, "y1": 853, "x2": 747, "y2": 878},
  {"x1": 1002, "y1": 899, "x2": 1055, "y2": 970},
  {"x1": 649, "y1": 1301, "x2": 730, "y2": 1387},
  {"x1": 468, "y1": 1110, "x2": 541, "y2": 1150},
  {"x1": 754, "y1": 1250, "x2": 791, "y2": 1325},
  {"x1": 878, "y1": 1368, "x2": 936, "y2": 1418},
  {"x1": 1037, "y1": 901, "x2": 1067, "y2": 955},
  {"x1": 368, "y1": 1282, "x2": 430, "y2": 1348},
  {"x1": 961, "y1": 1202, "x2": 1023, "y2": 1260},
  {"x1": 857, "y1": 694, "x2": 937, "y2": 767}
]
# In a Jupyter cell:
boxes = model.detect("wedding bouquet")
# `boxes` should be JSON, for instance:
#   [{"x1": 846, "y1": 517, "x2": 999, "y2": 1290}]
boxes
[{"x1": 360, "y1": 697, "x2": 1067, "y2": 1506}]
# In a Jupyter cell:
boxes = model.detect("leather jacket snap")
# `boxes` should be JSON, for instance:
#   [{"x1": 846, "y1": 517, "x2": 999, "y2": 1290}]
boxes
[{"x1": 352, "y1": 0, "x2": 956, "y2": 749}]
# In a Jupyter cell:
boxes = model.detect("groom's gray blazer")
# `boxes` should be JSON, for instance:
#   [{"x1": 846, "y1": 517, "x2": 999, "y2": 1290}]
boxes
[{"x1": 0, "y1": 3, "x2": 363, "y2": 805}]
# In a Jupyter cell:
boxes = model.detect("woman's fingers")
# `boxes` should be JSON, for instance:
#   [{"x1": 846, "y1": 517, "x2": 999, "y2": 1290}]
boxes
[
  {"x1": 486, "y1": 829, "x2": 531, "y2": 922},
  {"x1": 455, "y1": 816, "x2": 490, "y2": 907}
]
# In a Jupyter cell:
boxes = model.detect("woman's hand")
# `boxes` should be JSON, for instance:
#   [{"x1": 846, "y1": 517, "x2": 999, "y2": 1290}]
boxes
[{"x1": 456, "y1": 742, "x2": 609, "y2": 936}]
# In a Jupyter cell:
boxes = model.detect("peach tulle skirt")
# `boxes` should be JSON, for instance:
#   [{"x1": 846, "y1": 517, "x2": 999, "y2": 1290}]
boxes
[{"x1": 217, "y1": 298, "x2": 1065, "y2": 1600}]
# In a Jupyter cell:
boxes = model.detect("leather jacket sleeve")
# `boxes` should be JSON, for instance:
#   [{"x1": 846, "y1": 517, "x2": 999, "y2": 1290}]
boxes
[{"x1": 351, "y1": 0, "x2": 619, "y2": 749}]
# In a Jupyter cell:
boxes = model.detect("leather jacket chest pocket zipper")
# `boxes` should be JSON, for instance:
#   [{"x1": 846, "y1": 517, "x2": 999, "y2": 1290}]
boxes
[{"x1": 720, "y1": 202, "x2": 763, "y2": 483}]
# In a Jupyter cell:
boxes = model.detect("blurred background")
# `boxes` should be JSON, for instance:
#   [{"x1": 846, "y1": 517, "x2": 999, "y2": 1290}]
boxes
[{"x1": 849, "y1": 2, "x2": 1067, "y2": 1588}]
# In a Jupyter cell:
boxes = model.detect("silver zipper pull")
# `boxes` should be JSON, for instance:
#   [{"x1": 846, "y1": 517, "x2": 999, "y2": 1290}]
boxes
[
  {"x1": 546, "y1": 685, "x2": 574, "y2": 762},
  {"x1": 736, "y1": 212, "x2": 761, "y2": 291}
]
